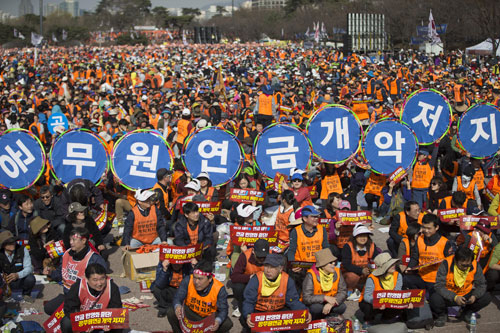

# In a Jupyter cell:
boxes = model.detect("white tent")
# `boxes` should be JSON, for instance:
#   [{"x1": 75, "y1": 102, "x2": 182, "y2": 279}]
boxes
[{"x1": 466, "y1": 38, "x2": 500, "y2": 56}]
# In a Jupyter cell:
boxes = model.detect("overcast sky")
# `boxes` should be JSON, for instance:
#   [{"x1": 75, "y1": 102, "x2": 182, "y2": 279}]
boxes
[{"x1": 1, "y1": 0, "x2": 239, "y2": 16}]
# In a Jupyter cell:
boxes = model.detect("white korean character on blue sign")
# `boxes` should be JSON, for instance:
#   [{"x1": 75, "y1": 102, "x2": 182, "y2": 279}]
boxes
[
  {"x1": 62, "y1": 143, "x2": 96, "y2": 177},
  {"x1": 458, "y1": 104, "x2": 500, "y2": 158},
  {"x1": 411, "y1": 102, "x2": 442, "y2": 137},
  {"x1": 198, "y1": 140, "x2": 228, "y2": 174},
  {"x1": 126, "y1": 142, "x2": 159, "y2": 178},
  {"x1": 374, "y1": 131, "x2": 405, "y2": 163},
  {"x1": 266, "y1": 136, "x2": 299, "y2": 169},
  {"x1": 320, "y1": 117, "x2": 350, "y2": 148},
  {"x1": 0, "y1": 139, "x2": 35, "y2": 178},
  {"x1": 470, "y1": 114, "x2": 497, "y2": 144}
]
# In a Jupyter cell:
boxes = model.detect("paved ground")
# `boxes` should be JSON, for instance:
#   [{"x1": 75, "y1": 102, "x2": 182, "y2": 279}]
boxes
[{"x1": 15, "y1": 223, "x2": 500, "y2": 332}]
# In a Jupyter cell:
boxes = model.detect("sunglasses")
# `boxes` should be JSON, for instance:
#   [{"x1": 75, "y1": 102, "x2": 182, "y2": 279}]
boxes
[
  {"x1": 292, "y1": 179, "x2": 302, "y2": 182},
  {"x1": 40, "y1": 195, "x2": 51, "y2": 199}
]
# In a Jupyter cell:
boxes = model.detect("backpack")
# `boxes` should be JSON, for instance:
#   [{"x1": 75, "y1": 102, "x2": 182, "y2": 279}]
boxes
[{"x1": 406, "y1": 302, "x2": 434, "y2": 330}]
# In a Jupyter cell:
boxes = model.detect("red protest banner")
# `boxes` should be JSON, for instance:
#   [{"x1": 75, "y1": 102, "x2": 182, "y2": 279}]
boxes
[
  {"x1": 438, "y1": 208, "x2": 466, "y2": 223},
  {"x1": 318, "y1": 218, "x2": 333, "y2": 226},
  {"x1": 388, "y1": 166, "x2": 407, "y2": 184},
  {"x1": 229, "y1": 188, "x2": 265, "y2": 204},
  {"x1": 178, "y1": 200, "x2": 222, "y2": 215},
  {"x1": 373, "y1": 289, "x2": 425, "y2": 309},
  {"x1": 43, "y1": 303, "x2": 64, "y2": 333},
  {"x1": 139, "y1": 280, "x2": 152, "y2": 293},
  {"x1": 307, "y1": 186, "x2": 318, "y2": 199},
  {"x1": 71, "y1": 308, "x2": 129, "y2": 332},
  {"x1": 402, "y1": 255, "x2": 411, "y2": 265},
  {"x1": 273, "y1": 172, "x2": 288, "y2": 194},
  {"x1": 229, "y1": 226, "x2": 278, "y2": 246},
  {"x1": 159, "y1": 244, "x2": 203, "y2": 264},
  {"x1": 45, "y1": 240, "x2": 66, "y2": 259},
  {"x1": 305, "y1": 319, "x2": 352, "y2": 333},
  {"x1": 460, "y1": 215, "x2": 499, "y2": 231},
  {"x1": 250, "y1": 310, "x2": 309, "y2": 332},
  {"x1": 179, "y1": 310, "x2": 216, "y2": 333},
  {"x1": 336, "y1": 210, "x2": 372, "y2": 225},
  {"x1": 94, "y1": 202, "x2": 109, "y2": 231}
]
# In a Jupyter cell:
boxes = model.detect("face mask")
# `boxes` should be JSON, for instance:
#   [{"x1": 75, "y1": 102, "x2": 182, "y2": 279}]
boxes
[{"x1": 462, "y1": 175, "x2": 471, "y2": 182}]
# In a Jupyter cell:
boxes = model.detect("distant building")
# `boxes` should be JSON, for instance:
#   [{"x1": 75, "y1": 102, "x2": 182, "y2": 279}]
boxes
[
  {"x1": 19, "y1": 0, "x2": 34, "y2": 16},
  {"x1": 241, "y1": 1, "x2": 253, "y2": 9},
  {"x1": 0, "y1": 10, "x2": 15, "y2": 22},
  {"x1": 45, "y1": 0, "x2": 80, "y2": 17},
  {"x1": 252, "y1": 0, "x2": 288, "y2": 9}
]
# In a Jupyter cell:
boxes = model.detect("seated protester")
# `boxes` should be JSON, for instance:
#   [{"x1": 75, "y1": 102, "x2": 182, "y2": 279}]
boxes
[
  {"x1": 170, "y1": 179, "x2": 204, "y2": 222},
  {"x1": 63, "y1": 202, "x2": 104, "y2": 252},
  {"x1": 8, "y1": 194, "x2": 37, "y2": 241},
  {"x1": 0, "y1": 189, "x2": 15, "y2": 231},
  {"x1": 488, "y1": 192, "x2": 500, "y2": 217},
  {"x1": 485, "y1": 242, "x2": 500, "y2": 291},
  {"x1": 379, "y1": 176, "x2": 412, "y2": 225},
  {"x1": 427, "y1": 177, "x2": 450, "y2": 214},
  {"x1": 438, "y1": 191, "x2": 467, "y2": 236},
  {"x1": 197, "y1": 172, "x2": 219, "y2": 202},
  {"x1": 342, "y1": 223, "x2": 380, "y2": 300},
  {"x1": 0, "y1": 230, "x2": 35, "y2": 302},
  {"x1": 34, "y1": 185, "x2": 66, "y2": 234},
  {"x1": 270, "y1": 190, "x2": 297, "y2": 251},
  {"x1": 242, "y1": 254, "x2": 311, "y2": 332},
  {"x1": 227, "y1": 203, "x2": 260, "y2": 267},
  {"x1": 167, "y1": 260, "x2": 233, "y2": 333},
  {"x1": 152, "y1": 168, "x2": 173, "y2": 223},
  {"x1": 364, "y1": 172, "x2": 387, "y2": 215},
  {"x1": 407, "y1": 214, "x2": 454, "y2": 293},
  {"x1": 151, "y1": 258, "x2": 196, "y2": 318},
  {"x1": 122, "y1": 190, "x2": 167, "y2": 250},
  {"x1": 28, "y1": 216, "x2": 60, "y2": 274},
  {"x1": 60, "y1": 178, "x2": 105, "y2": 215},
  {"x1": 358, "y1": 252, "x2": 406, "y2": 324},
  {"x1": 302, "y1": 248, "x2": 347, "y2": 320},
  {"x1": 431, "y1": 246, "x2": 492, "y2": 327},
  {"x1": 61, "y1": 263, "x2": 122, "y2": 333},
  {"x1": 44, "y1": 227, "x2": 107, "y2": 315},
  {"x1": 388, "y1": 201, "x2": 424, "y2": 257},
  {"x1": 397, "y1": 222, "x2": 420, "y2": 274},
  {"x1": 230, "y1": 239, "x2": 269, "y2": 327},
  {"x1": 282, "y1": 172, "x2": 313, "y2": 207},
  {"x1": 325, "y1": 195, "x2": 351, "y2": 260},
  {"x1": 452, "y1": 165, "x2": 481, "y2": 211},
  {"x1": 174, "y1": 202, "x2": 215, "y2": 261},
  {"x1": 459, "y1": 220, "x2": 498, "y2": 272}
]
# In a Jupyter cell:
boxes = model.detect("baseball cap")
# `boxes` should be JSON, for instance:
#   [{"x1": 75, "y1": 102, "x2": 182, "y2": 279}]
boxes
[
  {"x1": 134, "y1": 189, "x2": 156, "y2": 201},
  {"x1": 196, "y1": 172, "x2": 210, "y2": 180},
  {"x1": 156, "y1": 168, "x2": 173, "y2": 181},
  {"x1": 301, "y1": 205, "x2": 320, "y2": 217},
  {"x1": 185, "y1": 179, "x2": 201, "y2": 192},
  {"x1": 263, "y1": 253, "x2": 284, "y2": 267},
  {"x1": 182, "y1": 108, "x2": 191, "y2": 116},
  {"x1": 339, "y1": 200, "x2": 351, "y2": 210},
  {"x1": 253, "y1": 239, "x2": 270, "y2": 258},
  {"x1": 291, "y1": 173, "x2": 303, "y2": 181},
  {"x1": 0, "y1": 189, "x2": 12, "y2": 205},
  {"x1": 474, "y1": 220, "x2": 491, "y2": 234},
  {"x1": 236, "y1": 203, "x2": 259, "y2": 218},
  {"x1": 68, "y1": 202, "x2": 87, "y2": 213},
  {"x1": 353, "y1": 223, "x2": 373, "y2": 237}
]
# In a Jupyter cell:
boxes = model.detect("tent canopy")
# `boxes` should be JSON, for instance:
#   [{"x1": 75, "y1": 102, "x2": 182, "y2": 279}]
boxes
[{"x1": 466, "y1": 38, "x2": 500, "y2": 56}]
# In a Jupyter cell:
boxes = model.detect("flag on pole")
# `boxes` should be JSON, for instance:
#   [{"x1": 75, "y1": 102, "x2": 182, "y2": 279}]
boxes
[
  {"x1": 62, "y1": 29, "x2": 67, "y2": 41},
  {"x1": 31, "y1": 32, "x2": 43, "y2": 46},
  {"x1": 18, "y1": 32, "x2": 25, "y2": 40},
  {"x1": 281, "y1": 28, "x2": 284, "y2": 38},
  {"x1": 166, "y1": 28, "x2": 173, "y2": 40},
  {"x1": 428, "y1": 10, "x2": 441, "y2": 45},
  {"x1": 52, "y1": 33, "x2": 58, "y2": 43},
  {"x1": 182, "y1": 30, "x2": 187, "y2": 45},
  {"x1": 13, "y1": 28, "x2": 18, "y2": 37},
  {"x1": 305, "y1": 27, "x2": 310, "y2": 37},
  {"x1": 314, "y1": 21, "x2": 320, "y2": 43},
  {"x1": 321, "y1": 22, "x2": 328, "y2": 39}
]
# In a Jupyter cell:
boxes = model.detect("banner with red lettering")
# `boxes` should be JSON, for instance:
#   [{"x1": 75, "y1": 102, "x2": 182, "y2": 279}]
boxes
[
  {"x1": 70, "y1": 308, "x2": 129, "y2": 332},
  {"x1": 306, "y1": 319, "x2": 352, "y2": 332},
  {"x1": 388, "y1": 166, "x2": 407, "y2": 184},
  {"x1": 229, "y1": 226, "x2": 278, "y2": 246},
  {"x1": 250, "y1": 310, "x2": 309, "y2": 331},
  {"x1": 460, "y1": 215, "x2": 499, "y2": 231},
  {"x1": 45, "y1": 240, "x2": 66, "y2": 259},
  {"x1": 438, "y1": 208, "x2": 466, "y2": 223},
  {"x1": 273, "y1": 172, "x2": 288, "y2": 194},
  {"x1": 93, "y1": 202, "x2": 111, "y2": 231},
  {"x1": 179, "y1": 309, "x2": 216, "y2": 333},
  {"x1": 373, "y1": 289, "x2": 425, "y2": 309},
  {"x1": 318, "y1": 218, "x2": 334, "y2": 226},
  {"x1": 159, "y1": 244, "x2": 203, "y2": 263},
  {"x1": 43, "y1": 303, "x2": 64, "y2": 333},
  {"x1": 336, "y1": 210, "x2": 372, "y2": 225},
  {"x1": 402, "y1": 255, "x2": 410, "y2": 265},
  {"x1": 178, "y1": 200, "x2": 222, "y2": 215},
  {"x1": 229, "y1": 188, "x2": 265, "y2": 204}
]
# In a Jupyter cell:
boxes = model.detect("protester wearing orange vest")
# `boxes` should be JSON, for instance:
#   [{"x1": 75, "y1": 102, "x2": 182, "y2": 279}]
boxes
[
  {"x1": 230, "y1": 239, "x2": 270, "y2": 327},
  {"x1": 411, "y1": 146, "x2": 438, "y2": 209},
  {"x1": 461, "y1": 221, "x2": 498, "y2": 273},
  {"x1": 359, "y1": 252, "x2": 407, "y2": 324},
  {"x1": 364, "y1": 172, "x2": 387, "y2": 214},
  {"x1": 388, "y1": 201, "x2": 424, "y2": 257},
  {"x1": 61, "y1": 263, "x2": 122, "y2": 333},
  {"x1": 272, "y1": 190, "x2": 296, "y2": 250},
  {"x1": 431, "y1": 246, "x2": 491, "y2": 327},
  {"x1": 302, "y1": 248, "x2": 347, "y2": 320},
  {"x1": 196, "y1": 172, "x2": 219, "y2": 202},
  {"x1": 122, "y1": 189, "x2": 167, "y2": 250},
  {"x1": 453, "y1": 165, "x2": 481, "y2": 210},
  {"x1": 175, "y1": 108, "x2": 193, "y2": 155},
  {"x1": 242, "y1": 253, "x2": 311, "y2": 331},
  {"x1": 398, "y1": 222, "x2": 420, "y2": 273},
  {"x1": 152, "y1": 168, "x2": 173, "y2": 226},
  {"x1": 168, "y1": 260, "x2": 233, "y2": 332},
  {"x1": 407, "y1": 214, "x2": 453, "y2": 293},
  {"x1": 253, "y1": 84, "x2": 277, "y2": 128}
]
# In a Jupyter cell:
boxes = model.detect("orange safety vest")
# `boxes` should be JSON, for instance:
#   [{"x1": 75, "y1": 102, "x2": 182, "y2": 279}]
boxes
[
  {"x1": 131, "y1": 206, "x2": 158, "y2": 245},
  {"x1": 152, "y1": 183, "x2": 169, "y2": 211},
  {"x1": 359, "y1": 271, "x2": 399, "y2": 302},
  {"x1": 412, "y1": 162, "x2": 434, "y2": 189},
  {"x1": 488, "y1": 175, "x2": 500, "y2": 195},
  {"x1": 257, "y1": 94, "x2": 273, "y2": 116},
  {"x1": 176, "y1": 119, "x2": 191, "y2": 145},
  {"x1": 444, "y1": 256, "x2": 476, "y2": 296},
  {"x1": 439, "y1": 196, "x2": 466, "y2": 209},
  {"x1": 185, "y1": 276, "x2": 224, "y2": 317},
  {"x1": 344, "y1": 241, "x2": 375, "y2": 268},
  {"x1": 243, "y1": 249, "x2": 266, "y2": 275},
  {"x1": 397, "y1": 211, "x2": 424, "y2": 236},
  {"x1": 364, "y1": 173, "x2": 386, "y2": 200},
  {"x1": 149, "y1": 114, "x2": 160, "y2": 129},
  {"x1": 276, "y1": 206, "x2": 294, "y2": 245},
  {"x1": 255, "y1": 271, "x2": 289, "y2": 312},
  {"x1": 320, "y1": 173, "x2": 342, "y2": 199},
  {"x1": 417, "y1": 235, "x2": 448, "y2": 283},
  {"x1": 295, "y1": 226, "x2": 325, "y2": 262},
  {"x1": 473, "y1": 168, "x2": 485, "y2": 191},
  {"x1": 78, "y1": 277, "x2": 111, "y2": 311},
  {"x1": 187, "y1": 224, "x2": 199, "y2": 245},
  {"x1": 352, "y1": 103, "x2": 369, "y2": 120},
  {"x1": 307, "y1": 266, "x2": 341, "y2": 297},
  {"x1": 62, "y1": 249, "x2": 94, "y2": 290},
  {"x1": 456, "y1": 177, "x2": 477, "y2": 201},
  {"x1": 454, "y1": 84, "x2": 464, "y2": 103},
  {"x1": 200, "y1": 187, "x2": 215, "y2": 201}
]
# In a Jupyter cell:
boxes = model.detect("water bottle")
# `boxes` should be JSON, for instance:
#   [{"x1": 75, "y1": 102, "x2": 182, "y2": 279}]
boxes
[
  {"x1": 353, "y1": 318, "x2": 361, "y2": 333},
  {"x1": 215, "y1": 261, "x2": 220, "y2": 274},
  {"x1": 469, "y1": 313, "x2": 476, "y2": 333}
]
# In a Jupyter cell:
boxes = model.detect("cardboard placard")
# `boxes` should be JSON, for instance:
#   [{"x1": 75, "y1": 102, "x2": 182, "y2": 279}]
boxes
[
  {"x1": 179, "y1": 310, "x2": 216, "y2": 333},
  {"x1": 229, "y1": 226, "x2": 278, "y2": 246},
  {"x1": 122, "y1": 251, "x2": 158, "y2": 281},
  {"x1": 159, "y1": 244, "x2": 203, "y2": 264},
  {"x1": 139, "y1": 280, "x2": 152, "y2": 293},
  {"x1": 318, "y1": 218, "x2": 334, "y2": 226},
  {"x1": 250, "y1": 310, "x2": 309, "y2": 331},
  {"x1": 336, "y1": 210, "x2": 372, "y2": 225},
  {"x1": 438, "y1": 208, "x2": 466, "y2": 223},
  {"x1": 273, "y1": 172, "x2": 288, "y2": 194},
  {"x1": 71, "y1": 308, "x2": 129, "y2": 332},
  {"x1": 373, "y1": 289, "x2": 425, "y2": 309},
  {"x1": 388, "y1": 166, "x2": 407, "y2": 184},
  {"x1": 306, "y1": 319, "x2": 352, "y2": 333},
  {"x1": 43, "y1": 303, "x2": 64, "y2": 333},
  {"x1": 459, "y1": 215, "x2": 499, "y2": 231},
  {"x1": 178, "y1": 200, "x2": 222, "y2": 215},
  {"x1": 229, "y1": 188, "x2": 265, "y2": 204},
  {"x1": 45, "y1": 240, "x2": 66, "y2": 259}
]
